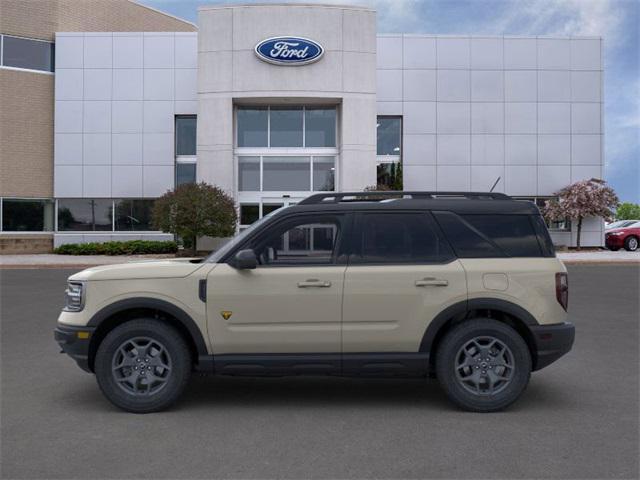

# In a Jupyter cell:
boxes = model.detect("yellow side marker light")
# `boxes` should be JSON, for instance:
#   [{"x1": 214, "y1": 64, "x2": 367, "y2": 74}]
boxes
[{"x1": 77, "y1": 331, "x2": 90, "y2": 339}]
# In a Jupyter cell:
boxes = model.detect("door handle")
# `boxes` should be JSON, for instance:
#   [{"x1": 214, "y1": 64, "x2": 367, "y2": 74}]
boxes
[
  {"x1": 415, "y1": 277, "x2": 449, "y2": 287},
  {"x1": 297, "y1": 279, "x2": 332, "y2": 288}
]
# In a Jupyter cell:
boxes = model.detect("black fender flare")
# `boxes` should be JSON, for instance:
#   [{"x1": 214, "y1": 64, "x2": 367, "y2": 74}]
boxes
[
  {"x1": 419, "y1": 298, "x2": 539, "y2": 353},
  {"x1": 87, "y1": 297, "x2": 208, "y2": 356}
]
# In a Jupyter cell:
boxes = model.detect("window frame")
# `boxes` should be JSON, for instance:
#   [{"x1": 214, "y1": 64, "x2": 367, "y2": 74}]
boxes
[
  {"x1": 349, "y1": 211, "x2": 456, "y2": 266},
  {"x1": 0, "y1": 34, "x2": 55, "y2": 75}
]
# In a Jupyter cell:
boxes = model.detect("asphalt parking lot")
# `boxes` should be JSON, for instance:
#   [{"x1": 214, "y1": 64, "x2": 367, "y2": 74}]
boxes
[{"x1": 1, "y1": 265, "x2": 638, "y2": 479}]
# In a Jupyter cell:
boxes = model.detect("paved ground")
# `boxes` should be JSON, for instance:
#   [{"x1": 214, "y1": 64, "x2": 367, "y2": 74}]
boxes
[
  {"x1": 1, "y1": 266, "x2": 638, "y2": 479},
  {"x1": 1, "y1": 250, "x2": 638, "y2": 268}
]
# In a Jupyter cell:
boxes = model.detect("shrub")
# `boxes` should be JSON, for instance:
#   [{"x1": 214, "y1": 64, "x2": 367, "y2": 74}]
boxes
[{"x1": 54, "y1": 240, "x2": 178, "y2": 256}]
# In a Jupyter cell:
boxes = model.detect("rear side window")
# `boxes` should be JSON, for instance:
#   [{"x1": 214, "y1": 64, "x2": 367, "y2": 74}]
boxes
[
  {"x1": 433, "y1": 211, "x2": 504, "y2": 258},
  {"x1": 462, "y1": 215, "x2": 543, "y2": 257},
  {"x1": 530, "y1": 214, "x2": 556, "y2": 257},
  {"x1": 352, "y1": 213, "x2": 454, "y2": 264},
  {"x1": 434, "y1": 211, "x2": 545, "y2": 257}
]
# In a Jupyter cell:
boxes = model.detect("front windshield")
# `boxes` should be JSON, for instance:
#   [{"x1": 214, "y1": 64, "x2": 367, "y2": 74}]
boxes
[{"x1": 205, "y1": 207, "x2": 288, "y2": 263}]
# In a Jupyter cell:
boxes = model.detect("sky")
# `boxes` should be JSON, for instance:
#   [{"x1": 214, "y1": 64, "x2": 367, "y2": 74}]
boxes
[{"x1": 140, "y1": 0, "x2": 639, "y2": 203}]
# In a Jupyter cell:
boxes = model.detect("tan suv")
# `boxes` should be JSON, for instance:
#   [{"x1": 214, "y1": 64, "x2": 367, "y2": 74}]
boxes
[{"x1": 55, "y1": 191, "x2": 574, "y2": 413}]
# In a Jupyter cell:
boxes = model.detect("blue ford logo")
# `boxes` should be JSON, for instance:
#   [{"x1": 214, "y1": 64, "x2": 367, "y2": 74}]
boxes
[{"x1": 255, "y1": 37, "x2": 324, "y2": 66}]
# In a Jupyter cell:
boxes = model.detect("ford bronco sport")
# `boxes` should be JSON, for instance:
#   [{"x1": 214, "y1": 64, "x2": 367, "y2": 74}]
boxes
[{"x1": 55, "y1": 191, "x2": 574, "y2": 413}]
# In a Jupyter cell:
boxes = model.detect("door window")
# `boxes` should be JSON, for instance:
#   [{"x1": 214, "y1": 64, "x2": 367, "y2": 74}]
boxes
[
  {"x1": 352, "y1": 213, "x2": 454, "y2": 264},
  {"x1": 248, "y1": 215, "x2": 342, "y2": 266}
]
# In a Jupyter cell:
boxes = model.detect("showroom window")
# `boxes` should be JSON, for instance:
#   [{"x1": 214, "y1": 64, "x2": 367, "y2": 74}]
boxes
[
  {"x1": 114, "y1": 199, "x2": 155, "y2": 231},
  {"x1": 376, "y1": 116, "x2": 402, "y2": 189},
  {"x1": 55, "y1": 199, "x2": 158, "y2": 232},
  {"x1": 514, "y1": 197, "x2": 571, "y2": 231},
  {"x1": 175, "y1": 116, "x2": 196, "y2": 186},
  {"x1": 1, "y1": 198, "x2": 54, "y2": 232},
  {"x1": 238, "y1": 156, "x2": 335, "y2": 192},
  {"x1": 57, "y1": 199, "x2": 112, "y2": 231},
  {"x1": 236, "y1": 106, "x2": 337, "y2": 148},
  {"x1": 0, "y1": 34, "x2": 54, "y2": 73}
]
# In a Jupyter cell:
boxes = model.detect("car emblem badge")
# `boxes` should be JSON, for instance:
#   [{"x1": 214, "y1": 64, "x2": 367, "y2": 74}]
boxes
[{"x1": 220, "y1": 311, "x2": 233, "y2": 320}]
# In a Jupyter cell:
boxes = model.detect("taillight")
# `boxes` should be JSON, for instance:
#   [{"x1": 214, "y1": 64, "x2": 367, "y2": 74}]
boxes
[{"x1": 555, "y1": 272, "x2": 569, "y2": 311}]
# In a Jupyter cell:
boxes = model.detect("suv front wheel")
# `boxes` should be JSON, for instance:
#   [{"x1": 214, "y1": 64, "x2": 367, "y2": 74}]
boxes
[
  {"x1": 95, "y1": 319, "x2": 192, "y2": 413},
  {"x1": 436, "y1": 318, "x2": 531, "y2": 412}
]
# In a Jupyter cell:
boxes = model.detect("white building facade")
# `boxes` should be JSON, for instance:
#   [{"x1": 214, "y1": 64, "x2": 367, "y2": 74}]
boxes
[{"x1": 51, "y1": 3, "x2": 604, "y2": 248}]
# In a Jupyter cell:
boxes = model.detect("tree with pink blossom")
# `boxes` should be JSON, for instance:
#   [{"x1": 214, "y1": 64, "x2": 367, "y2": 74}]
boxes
[{"x1": 543, "y1": 178, "x2": 619, "y2": 250}]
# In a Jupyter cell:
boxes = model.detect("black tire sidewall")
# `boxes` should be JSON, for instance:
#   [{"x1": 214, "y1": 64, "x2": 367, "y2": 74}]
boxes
[
  {"x1": 436, "y1": 319, "x2": 532, "y2": 412},
  {"x1": 95, "y1": 319, "x2": 191, "y2": 413}
]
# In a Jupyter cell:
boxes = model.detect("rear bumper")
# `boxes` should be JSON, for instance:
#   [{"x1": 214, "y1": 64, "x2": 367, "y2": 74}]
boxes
[
  {"x1": 54, "y1": 324, "x2": 95, "y2": 373},
  {"x1": 530, "y1": 322, "x2": 575, "y2": 371}
]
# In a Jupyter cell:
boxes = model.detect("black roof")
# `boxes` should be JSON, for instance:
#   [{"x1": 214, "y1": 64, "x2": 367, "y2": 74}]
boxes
[{"x1": 281, "y1": 191, "x2": 541, "y2": 215}]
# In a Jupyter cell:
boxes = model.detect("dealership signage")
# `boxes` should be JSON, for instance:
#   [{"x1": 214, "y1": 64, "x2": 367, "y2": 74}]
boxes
[{"x1": 255, "y1": 37, "x2": 324, "y2": 66}]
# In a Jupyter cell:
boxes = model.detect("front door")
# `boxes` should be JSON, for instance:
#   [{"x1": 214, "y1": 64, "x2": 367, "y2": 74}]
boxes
[
  {"x1": 206, "y1": 212, "x2": 349, "y2": 356},
  {"x1": 341, "y1": 212, "x2": 467, "y2": 354}
]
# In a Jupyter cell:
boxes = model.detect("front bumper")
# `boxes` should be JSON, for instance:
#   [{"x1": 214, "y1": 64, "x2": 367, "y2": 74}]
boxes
[
  {"x1": 530, "y1": 322, "x2": 575, "y2": 371},
  {"x1": 605, "y1": 235, "x2": 624, "y2": 248},
  {"x1": 54, "y1": 324, "x2": 95, "y2": 373}
]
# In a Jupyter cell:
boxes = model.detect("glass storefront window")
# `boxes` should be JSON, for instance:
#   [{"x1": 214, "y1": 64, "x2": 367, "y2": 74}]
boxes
[
  {"x1": 175, "y1": 116, "x2": 196, "y2": 156},
  {"x1": 2, "y1": 199, "x2": 54, "y2": 231},
  {"x1": 1, "y1": 35, "x2": 54, "y2": 72},
  {"x1": 305, "y1": 108, "x2": 336, "y2": 147},
  {"x1": 238, "y1": 156, "x2": 260, "y2": 191},
  {"x1": 270, "y1": 107, "x2": 304, "y2": 147},
  {"x1": 377, "y1": 117, "x2": 402, "y2": 156},
  {"x1": 237, "y1": 107, "x2": 268, "y2": 147},
  {"x1": 176, "y1": 163, "x2": 196, "y2": 186},
  {"x1": 262, "y1": 203, "x2": 284, "y2": 216},
  {"x1": 313, "y1": 157, "x2": 335, "y2": 191},
  {"x1": 57, "y1": 199, "x2": 111, "y2": 231},
  {"x1": 114, "y1": 199, "x2": 155, "y2": 231},
  {"x1": 240, "y1": 204, "x2": 260, "y2": 225},
  {"x1": 263, "y1": 156, "x2": 310, "y2": 191}
]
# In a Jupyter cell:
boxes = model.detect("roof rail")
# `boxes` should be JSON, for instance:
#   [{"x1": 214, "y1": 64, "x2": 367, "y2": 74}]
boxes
[{"x1": 298, "y1": 191, "x2": 511, "y2": 205}]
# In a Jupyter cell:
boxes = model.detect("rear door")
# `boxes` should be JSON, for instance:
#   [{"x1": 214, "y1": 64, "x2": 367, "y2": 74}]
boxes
[{"x1": 341, "y1": 211, "x2": 467, "y2": 353}]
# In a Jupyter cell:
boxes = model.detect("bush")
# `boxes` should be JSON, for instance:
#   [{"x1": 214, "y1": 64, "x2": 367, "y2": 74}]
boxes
[{"x1": 54, "y1": 240, "x2": 178, "y2": 256}]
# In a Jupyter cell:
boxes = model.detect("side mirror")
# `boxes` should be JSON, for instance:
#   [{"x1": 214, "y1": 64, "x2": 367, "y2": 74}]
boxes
[{"x1": 230, "y1": 249, "x2": 258, "y2": 270}]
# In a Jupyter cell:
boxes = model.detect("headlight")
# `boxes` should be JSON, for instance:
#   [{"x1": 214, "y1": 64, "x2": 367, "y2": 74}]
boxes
[
  {"x1": 609, "y1": 231, "x2": 624, "y2": 236},
  {"x1": 63, "y1": 281, "x2": 85, "y2": 312}
]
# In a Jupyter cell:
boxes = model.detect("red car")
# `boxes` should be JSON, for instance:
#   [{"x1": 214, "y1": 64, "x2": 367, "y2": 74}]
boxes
[{"x1": 605, "y1": 222, "x2": 640, "y2": 251}]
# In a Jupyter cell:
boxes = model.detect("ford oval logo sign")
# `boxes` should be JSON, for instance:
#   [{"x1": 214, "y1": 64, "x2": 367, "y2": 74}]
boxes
[{"x1": 255, "y1": 37, "x2": 324, "y2": 66}]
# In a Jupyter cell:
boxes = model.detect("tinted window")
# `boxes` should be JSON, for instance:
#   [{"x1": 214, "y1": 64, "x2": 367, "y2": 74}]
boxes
[
  {"x1": 2, "y1": 35, "x2": 54, "y2": 72},
  {"x1": 237, "y1": 107, "x2": 268, "y2": 147},
  {"x1": 175, "y1": 116, "x2": 196, "y2": 155},
  {"x1": 313, "y1": 157, "x2": 335, "y2": 191},
  {"x1": 270, "y1": 107, "x2": 303, "y2": 147},
  {"x1": 530, "y1": 214, "x2": 556, "y2": 257},
  {"x1": 238, "y1": 156, "x2": 260, "y2": 191},
  {"x1": 262, "y1": 156, "x2": 310, "y2": 191},
  {"x1": 433, "y1": 211, "x2": 503, "y2": 258},
  {"x1": 57, "y1": 199, "x2": 111, "y2": 231},
  {"x1": 377, "y1": 117, "x2": 401, "y2": 156},
  {"x1": 353, "y1": 213, "x2": 454, "y2": 264},
  {"x1": 250, "y1": 215, "x2": 341, "y2": 266},
  {"x1": 114, "y1": 199, "x2": 155, "y2": 231},
  {"x1": 305, "y1": 108, "x2": 336, "y2": 147},
  {"x1": 176, "y1": 163, "x2": 196, "y2": 186},
  {"x1": 3, "y1": 199, "x2": 54, "y2": 231},
  {"x1": 462, "y1": 215, "x2": 542, "y2": 257}
]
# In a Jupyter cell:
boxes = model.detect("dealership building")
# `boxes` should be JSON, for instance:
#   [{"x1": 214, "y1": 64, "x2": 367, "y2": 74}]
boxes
[{"x1": 0, "y1": 1, "x2": 605, "y2": 252}]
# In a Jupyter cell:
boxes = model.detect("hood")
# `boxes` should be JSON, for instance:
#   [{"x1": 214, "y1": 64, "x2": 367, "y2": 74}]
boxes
[
  {"x1": 69, "y1": 258, "x2": 205, "y2": 281},
  {"x1": 606, "y1": 228, "x2": 628, "y2": 235}
]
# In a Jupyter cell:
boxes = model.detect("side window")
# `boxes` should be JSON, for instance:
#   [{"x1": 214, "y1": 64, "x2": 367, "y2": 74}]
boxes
[
  {"x1": 250, "y1": 215, "x2": 342, "y2": 266},
  {"x1": 352, "y1": 213, "x2": 454, "y2": 264},
  {"x1": 433, "y1": 211, "x2": 504, "y2": 258},
  {"x1": 461, "y1": 215, "x2": 542, "y2": 257}
]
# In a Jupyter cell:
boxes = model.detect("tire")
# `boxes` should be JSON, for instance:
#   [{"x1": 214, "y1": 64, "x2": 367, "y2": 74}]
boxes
[
  {"x1": 624, "y1": 236, "x2": 638, "y2": 252},
  {"x1": 95, "y1": 319, "x2": 192, "y2": 413},
  {"x1": 436, "y1": 318, "x2": 531, "y2": 412}
]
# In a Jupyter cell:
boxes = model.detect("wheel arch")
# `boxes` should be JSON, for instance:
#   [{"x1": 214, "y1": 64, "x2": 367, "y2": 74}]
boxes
[
  {"x1": 86, "y1": 298, "x2": 208, "y2": 373},
  {"x1": 421, "y1": 298, "x2": 539, "y2": 371}
]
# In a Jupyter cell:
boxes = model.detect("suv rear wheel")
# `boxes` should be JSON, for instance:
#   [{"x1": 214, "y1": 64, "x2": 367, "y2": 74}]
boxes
[
  {"x1": 95, "y1": 319, "x2": 192, "y2": 413},
  {"x1": 436, "y1": 318, "x2": 531, "y2": 412}
]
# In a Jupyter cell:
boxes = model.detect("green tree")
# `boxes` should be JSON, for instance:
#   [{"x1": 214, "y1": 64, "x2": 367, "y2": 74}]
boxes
[
  {"x1": 152, "y1": 182, "x2": 237, "y2": 255},
  {"x1": 615, "y1": 202, "x2": 640, "y2": 220}
]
